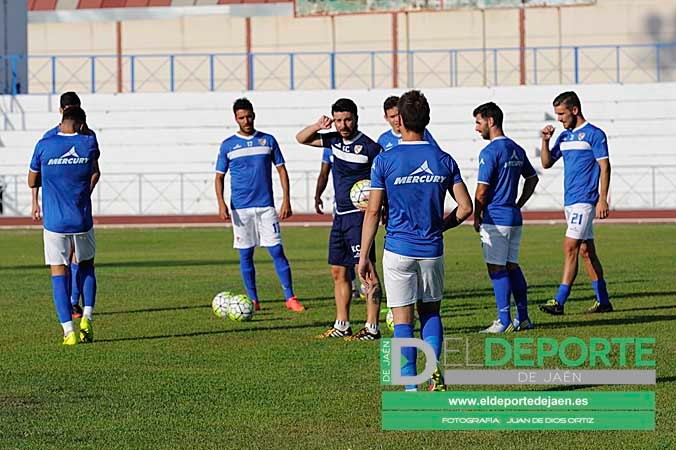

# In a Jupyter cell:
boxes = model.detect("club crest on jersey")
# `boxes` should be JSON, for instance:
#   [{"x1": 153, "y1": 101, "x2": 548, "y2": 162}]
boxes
[
  {"x1": 258, "y1": 139, "x2": 267, "y2": 146},
  {"x1": 578, "y1": 132, "x2": 586, "y2": 140},
  {"x1": 47, "y1": 146, "x2": 89, "y2": 166},
  {"x1": 354, "y1": 145, "x2": 363, "y2": 154}
]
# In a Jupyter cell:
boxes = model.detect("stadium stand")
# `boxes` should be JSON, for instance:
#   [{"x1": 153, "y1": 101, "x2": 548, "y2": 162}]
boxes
[{"x1": 2, "y1": 83, "x2": 675, "y2": 216}]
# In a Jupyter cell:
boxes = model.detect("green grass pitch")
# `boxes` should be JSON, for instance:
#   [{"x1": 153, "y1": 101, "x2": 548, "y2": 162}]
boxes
[{"x1": 0, "y1": 224, "x2": 674, "y2": 449}]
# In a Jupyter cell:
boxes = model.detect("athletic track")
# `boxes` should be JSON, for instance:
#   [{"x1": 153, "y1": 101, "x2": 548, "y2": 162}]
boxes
[{"x1": 1, "y1": 210, "x2": 676, "y2": 229}]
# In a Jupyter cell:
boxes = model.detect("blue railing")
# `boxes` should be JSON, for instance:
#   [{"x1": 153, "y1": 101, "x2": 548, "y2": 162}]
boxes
[{"x1": 2, "y1": 42, "x2": 675, "y2": 94}]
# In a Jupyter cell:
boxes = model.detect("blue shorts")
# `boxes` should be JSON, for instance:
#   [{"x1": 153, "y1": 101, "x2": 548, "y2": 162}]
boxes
[{"x1": 328, "y1": 212, "x2": 376, "y2": 267}]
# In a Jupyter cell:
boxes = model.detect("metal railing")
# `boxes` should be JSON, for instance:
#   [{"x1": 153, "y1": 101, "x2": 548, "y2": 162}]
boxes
[
  {"x1": 1, "y1": 165, "x2": 675, "y2": 217},
  {"x1": 1, "y1": 42, "x2": 675, "y2": 94}
]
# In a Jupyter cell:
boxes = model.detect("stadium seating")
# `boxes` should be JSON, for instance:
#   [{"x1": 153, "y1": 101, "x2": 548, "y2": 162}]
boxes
[{"x1": 1, "y1": 82, "x2": 675, "y2": 215}]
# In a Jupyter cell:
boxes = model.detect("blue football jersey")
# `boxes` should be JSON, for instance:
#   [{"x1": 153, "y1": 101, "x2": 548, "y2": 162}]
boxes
[
  {"x1": 477, "y1": 137, "x2": 537, "y2": 226},
  {"x1": 377, "y1": 128, "x2": 439, "y2": 151},
  {"x1": 321, "y1": 147, "x2": 333, "y2": 166},
  {"x1": 215, "y1": 131, "x2": 285, "y2": 210},
  {"x1": 29, "y1": 133, "x2": 99, "y2": 234},
  {"x1": 370, "y1": 141, "x2": 463, "y2": 258},
  {"x1": 321, "y1": 132, "x2": 382, "y2": 215},
  {"x1": 549, "y1": 122, "x2": 609, "y2": 206}
]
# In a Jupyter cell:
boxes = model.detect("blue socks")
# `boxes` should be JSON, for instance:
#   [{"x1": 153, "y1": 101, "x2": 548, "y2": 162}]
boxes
[
  {"x1": 80, "y1": 264, "x2": 97, "y2": 308},
  {"x1": 592, "y1": 279, "x2": 610, "y2": 305},
  {"x1": 489, "y1": 269, "x2": 511, "y2": 327},
  {"x1": 393, "y1": 323, "x2": 417, "y2": 391},
  {"x1": 419, "y1": 312, "x2": 443, "y2": 361},
  {"x1": 51, "y1": 275, "x2": 71, "y2": 324},
  {"x1": 267, "y1": 244, "x2": 294, "y2": 299},
  {"x1": 555, "y1": 284, "x2": 572, "y2": 305},
  {"x1": 70, "y1": 262, "x2": 81, "y2": 306},
  {"x1": 239, "y1": 247, "x2": 258, "y2": 302},
  {"x1": 508, "y1": 267, "x2": 529, "y2": 322}
]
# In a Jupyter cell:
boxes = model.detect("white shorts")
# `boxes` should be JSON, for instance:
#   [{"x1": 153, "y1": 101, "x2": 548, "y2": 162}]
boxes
[
  {"x1": 564, "y1": 203, "x2": 595, "y2": 240},
  {"x1": 479, "y1": 224, "x2": 522, "y2": 265},
  {"x1": 382, "y1": 249, "x2": 444, "y2": 308},
  {"x1": 231, "y1": 206, "x2": 282, "y2": 249},
  {"x1": 43, "y1": 228, "x2": 96, "y2": 266}
]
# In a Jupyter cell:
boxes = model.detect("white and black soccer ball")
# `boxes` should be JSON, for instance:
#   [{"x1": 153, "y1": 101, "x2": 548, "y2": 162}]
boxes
[
  {"x1": 350, "y1": 179, "x2": 371, "y2": 210},
  {"x1": 212, "y1": 291, "x2": 233, "y2": 318},
  {"x1": 228, "y1": 294, "x2": 255, "y2": 321}
]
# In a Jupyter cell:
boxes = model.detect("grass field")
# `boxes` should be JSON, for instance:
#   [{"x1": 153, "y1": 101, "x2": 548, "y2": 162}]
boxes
[{"x1": 1, "y1": 224, "x2": 674, "y2": 450}]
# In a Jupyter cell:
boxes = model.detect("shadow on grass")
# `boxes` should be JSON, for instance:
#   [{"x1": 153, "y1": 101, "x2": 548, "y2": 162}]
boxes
[
  {"x1": 97, "y1": 321, "x2": 328, "y2": 343},
  {"x1": 535, "y1": 314, "x2": 676, "y2": 329},
  {"x1": 98, "y1": 304, "x2": 210, "y2": 316}
]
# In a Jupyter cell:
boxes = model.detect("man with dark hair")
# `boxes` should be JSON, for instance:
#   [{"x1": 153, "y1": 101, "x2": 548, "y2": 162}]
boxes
[
  {"x1": 215, "y1": 98, "x2": 305, "y2": 313},
  {"x1": 473, "y1": 102, "x2": 539, "y2": 333},
  {"x1": 539, "y1": 91, "x2": 613, "y2": 315},
  {"x1": 377, "y1": 95, "x2": 438, "y2": 151},
  {"x1": 36, "y1": 91, "x2": 100, "y2": 320},
  {"x1": 359, "y1": 90, "x2": 472, "y2": 390},
  {"x1": 297, "y1": 98, "x2": 384, "y2": 340},
  {"x1": 29, "y1": 106, "x2": 101, "y2": 345}
]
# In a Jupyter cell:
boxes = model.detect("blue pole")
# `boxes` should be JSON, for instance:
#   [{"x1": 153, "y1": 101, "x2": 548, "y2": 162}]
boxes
[
  {"x1": 533, "y1": 48, "x2": 538, "y2": 85},
  {"x1": 330, "y1": 52, "x2": 336, "y2": 89},
  {"x1": 615, "y1": 45, "x2": 620, "y2": 83},
  {"x1": 289, "y1": 53, "x2": 295, "y2": 90},
  {"x1": 51, "y1": 56, "x2": 56, "y2": 95},
  {"x1": 209, "y1": 54, "x2": 215, "y2": 92},
  {"x1": 656, "y1": 44, "x2": 661, "y2": 82},
  {"x1": 448, "y1": 50, "x2": 453, "y2": 87},
  {"x1": 493, "y1": 48, "x2": 498, "y2": 86},
  {"x1": 371, "y1": 51, "x2": 375, "y2": 89},
  {"x1": 91, "y1": 56, "x2": 96, "y2": 93},
  {"x1": 573, "y1": 47, "x2": 579, "y2": 84},
  {"x1": 248, "y1": 53, "x2": 255, "y2": 90},
  {"x1": 169, "y1": 55, "x2": 175, "y2": 92},
  {"x1": 11, "y1": 56, "x2": 18, "y2": 95},
  {"x1": 130, "y1": 56, "x2": 136, "y2": 93},
  {"x1": 454, "y1": 50, "x2": 459, "y2": 87}
]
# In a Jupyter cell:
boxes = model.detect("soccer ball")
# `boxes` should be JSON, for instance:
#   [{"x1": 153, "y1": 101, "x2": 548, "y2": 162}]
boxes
[
  {"x1": 212, "y1": 291, "x2": 233, "y2": 318},
  {"x1": 350, "y1": 179, "x2": 371, "y2": 210},
  {"x1": 228, "y1": 294, "x2": 255, "y2": 321},
  {"x1": 385, "y1": 308, "x2": 394, "y2": 331}
]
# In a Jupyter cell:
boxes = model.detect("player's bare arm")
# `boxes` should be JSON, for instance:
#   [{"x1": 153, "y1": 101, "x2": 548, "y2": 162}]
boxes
[
  {"x1": 358, "y1": 189, "x2": 383, "y2": 289},
  {"x1": 214, "y1": 172, "x2": 230, "y2": 221},
  {"x1": 516, "y1": 175, "x2": 539, "y2": 209},
  {"x1": 443, "y1": 181, "x2": 473, "y2": 231},
  {"x1": 540, "y1": 125, "x2": 556, "y2": 169},
  {"x1": 473, "y1": 183, "x2": 489, "y2": 232},
  {"x1": 90, "y1": 160, "x2": 101, "y2": 194},
  {"x1": 296, "y1": 115, "x2": 333, "y2": 147},
  {"x1": 596, "y1": 158, "x2": 611, "y2": 219},
  {"x1": 276, "y1": 164, "x2": 292, "y2": 220},
  {"x1": 28, "y1": 175, "x2": 41, "y2": 221},
  {"x1": 314, "y1": 162, "x2": 331, "y2": 214}
]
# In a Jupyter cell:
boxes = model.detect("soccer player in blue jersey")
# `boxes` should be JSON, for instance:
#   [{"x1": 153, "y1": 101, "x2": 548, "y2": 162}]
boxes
[
  {"x1": 359, "y1": 90, "x2": 473, "y2": 390},
  {"x1": 539, "y1": 91, "x2": 613, "y2": 315},
  {"x1": 34, "y1": 91, "x2": 101, "y2": 320},
  {"x1": 215, "y1": 98, "x2": 305, "y2": 313},
  {"x1": 28, "y1": 106, "x2": 100, "y2": 345},
  {"x1": 472, "y1": 102, "x2": 539, "y2": 333},
  {"x1": 377, "y1": 95, "x2": 439, "y2": 151},
  {"x1": 297, "y1": 98, "x2": 384, "y2": 340}
]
